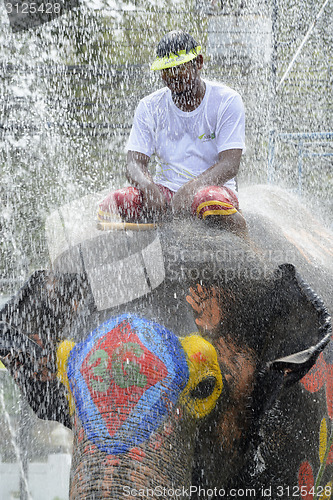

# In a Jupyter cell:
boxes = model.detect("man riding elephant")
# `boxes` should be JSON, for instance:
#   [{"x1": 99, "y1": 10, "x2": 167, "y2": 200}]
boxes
[
  {"x1": 98, "y1": 30, "x2": 247, "y2": 233},
  {"x1": 1, "y1": 28, "x2": 333, "y2": 500}
]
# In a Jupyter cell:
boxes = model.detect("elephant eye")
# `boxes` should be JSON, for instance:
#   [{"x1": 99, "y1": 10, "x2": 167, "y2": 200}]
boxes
[{"x1": 190, "y1": 376, "x2": 216, "y2": 399}]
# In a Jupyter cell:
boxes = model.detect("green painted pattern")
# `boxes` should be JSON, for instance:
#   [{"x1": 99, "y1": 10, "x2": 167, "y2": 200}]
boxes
[
  {"x1": 112, "y1": 342, "x2": 147, "y2": 389},
  {"x1": 88, "y1": 349, "x2": 111, "y2": 392}
]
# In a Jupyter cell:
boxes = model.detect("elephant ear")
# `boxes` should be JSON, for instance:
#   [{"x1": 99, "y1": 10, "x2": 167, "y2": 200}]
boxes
[
  {"x1": 268, "y1": 262, "x2": 331, "y2": 386},
  {"x1": 260, "y1": 263, "x2": 331, "y2": 373},
  {"x1": 251, "y1": 263, "x2": 331, "y2": 418},
  {"x1": 239, "y1": 264, "x2": 331, "y2": 484},
  {"x1": 0, "y1": 270, "x2": 87, "y2": 430}
]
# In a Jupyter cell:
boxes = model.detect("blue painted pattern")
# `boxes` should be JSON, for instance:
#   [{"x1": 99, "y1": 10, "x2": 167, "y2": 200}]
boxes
[{"x1": 67, "y1": 314, "x2": 189, "y2": 455}]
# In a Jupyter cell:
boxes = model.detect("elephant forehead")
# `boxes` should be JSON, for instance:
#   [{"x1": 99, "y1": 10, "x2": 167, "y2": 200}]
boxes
[{"x1": 67, "y1": 314, "x2": 189, "y2": 455}]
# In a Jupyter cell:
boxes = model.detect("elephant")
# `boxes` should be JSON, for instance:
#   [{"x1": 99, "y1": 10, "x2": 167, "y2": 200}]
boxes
[{"x1": 1, "y1": 184, "x2": 332, "y2": 500}]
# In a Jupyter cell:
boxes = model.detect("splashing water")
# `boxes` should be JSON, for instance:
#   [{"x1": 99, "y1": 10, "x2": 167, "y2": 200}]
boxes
[
  {"x1": 0, "y1": 0, "x2": 332, "y2": 497},
  {"x1": 0, "y1": 387, "x2": 32, "y2": 500}
]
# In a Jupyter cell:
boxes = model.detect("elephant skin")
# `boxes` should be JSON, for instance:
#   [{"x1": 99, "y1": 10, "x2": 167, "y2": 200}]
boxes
[{"x1": 1, "y1": 185, "x2": 332, "y2": 500}]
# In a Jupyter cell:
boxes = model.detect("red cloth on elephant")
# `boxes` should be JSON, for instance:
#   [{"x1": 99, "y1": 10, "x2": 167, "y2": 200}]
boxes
[{"x1": 98, "y1": 185, "x2": 239, "y2": 222}]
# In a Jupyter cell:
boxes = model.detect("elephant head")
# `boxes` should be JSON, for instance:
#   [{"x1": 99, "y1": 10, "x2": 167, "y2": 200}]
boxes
[
  {"x1": 62, "y1": 314, "x2": 224, "y2": 497},
  {"x1": 1, "y1": 215, "x2": 332, "y2": 499}
]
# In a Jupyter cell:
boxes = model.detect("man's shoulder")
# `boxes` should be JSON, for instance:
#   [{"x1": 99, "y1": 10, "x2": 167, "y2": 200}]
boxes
[
  {"x1": 139, "y1": 87, "x2": 170, "y2": 107},
  {"x1": 205, "y1": 79, "x2": 242, "y2": 102}
]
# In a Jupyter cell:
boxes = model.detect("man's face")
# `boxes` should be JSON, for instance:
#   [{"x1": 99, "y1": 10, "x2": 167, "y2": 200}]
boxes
[{"x1": 161, "y1": 60, "x2": 198, "y2": 95}]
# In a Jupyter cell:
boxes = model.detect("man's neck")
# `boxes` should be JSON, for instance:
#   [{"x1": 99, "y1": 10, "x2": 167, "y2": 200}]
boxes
[{"x1": 171, "y1": 79, "x2": 206, "y2": 112}]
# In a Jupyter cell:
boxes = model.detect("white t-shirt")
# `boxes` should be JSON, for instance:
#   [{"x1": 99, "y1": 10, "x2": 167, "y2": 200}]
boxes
[{"x1": 127, "y1": 79, "x2": 245, "y2": 193}]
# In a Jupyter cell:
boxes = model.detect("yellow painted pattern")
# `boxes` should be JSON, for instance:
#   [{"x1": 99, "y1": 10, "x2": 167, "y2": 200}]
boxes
[
  {"x1": 56, "y1": 340, "x2": 76, "y2": 415},
  {"x1": 180, "y1": 335, "x2": 223, "y2": 419},
  {"x1": 320, "y1": 417, "x2": 328, "y2": 464}
]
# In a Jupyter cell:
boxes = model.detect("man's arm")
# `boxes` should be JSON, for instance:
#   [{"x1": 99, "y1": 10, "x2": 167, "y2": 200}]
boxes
[
  {"x1": 171, "y1": 148, "x2": 242, "y2": 213},
  {"x1": 127, "y1": 151, "x2": 168, "y2": 214}
]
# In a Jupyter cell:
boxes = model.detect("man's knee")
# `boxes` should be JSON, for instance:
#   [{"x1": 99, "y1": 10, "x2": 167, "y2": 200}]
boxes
[
  {"x1": 191, "y1": 186, "x2": 239, "y2": 220},
  {"x1": 98, "y1": 187, "x2": 143, "y2": 221}
]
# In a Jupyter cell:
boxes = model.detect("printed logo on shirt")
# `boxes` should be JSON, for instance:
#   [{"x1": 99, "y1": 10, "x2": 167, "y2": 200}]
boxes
[{"x1": 198, "y1": 131, "x2": 216, "y2": 142}]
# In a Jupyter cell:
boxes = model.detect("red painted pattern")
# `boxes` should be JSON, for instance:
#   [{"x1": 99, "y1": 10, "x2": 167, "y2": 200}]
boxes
[
  {"x1": 77, "y1": 428, "x2": 85, "y2": 444},
  {"x1": 298, "y1": 461, "x2": 314, "y2": 499},
  {"x1": 83, "y1": 444, "x2": 97, "y2": 455},
  {"x1": 80, "y1": 320, "x2": 168, "y2": 439},
  {"x1": 301, "y1": 353, "x2": 326, "y2": 393},
  {"x1": 301, "y1": 351, "x2": 333, "y2": 419},
  {"x1": 105, "y1": 457, "x2": 120, "y2": 467},
  {"x1": 149, "y1": 433, "x2": 164, "y2": 451},
  {"x1": 326, "y1": 364, "x2": 333, "y2": 420},
  {"x1": 129, "y1": 447, "x2": 146, "y2": 462},
  {"x1": 163, "y1": 421, "x2": 174, "y2": 437},
  {"x1": 190, "y1": 351, "x2": 208, "y2": 363}
]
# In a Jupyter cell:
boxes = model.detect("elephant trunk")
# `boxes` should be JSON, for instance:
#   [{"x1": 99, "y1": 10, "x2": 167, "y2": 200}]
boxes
[{"x1": 69, "y1": 414, "x2": 196, "y2": 499}]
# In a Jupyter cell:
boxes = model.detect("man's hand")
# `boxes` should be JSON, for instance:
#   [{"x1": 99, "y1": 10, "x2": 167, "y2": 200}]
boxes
[
  {"x1": 142, "y1": 182, "x2": 168, "y2": 215},
  {"x1": 127, "y1": 150, "x2": 169, "y2": 217},
  {"x1": 171, "y1": 182, "x2": 198, "y2": 215}
]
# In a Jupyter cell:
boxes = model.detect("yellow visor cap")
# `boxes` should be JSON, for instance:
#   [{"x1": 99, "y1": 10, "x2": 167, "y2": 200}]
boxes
[{"x1": 151, "y1": 46, "x2": 201, "y2": 71}]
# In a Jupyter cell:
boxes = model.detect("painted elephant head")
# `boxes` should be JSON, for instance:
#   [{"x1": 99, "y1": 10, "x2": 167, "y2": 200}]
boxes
[
  {"x1": 64, "y1": 314, "x2": 224, "y2": 498},
  {"x1": 1, "y1": 217, "x2": 332, "y2": 500}
]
